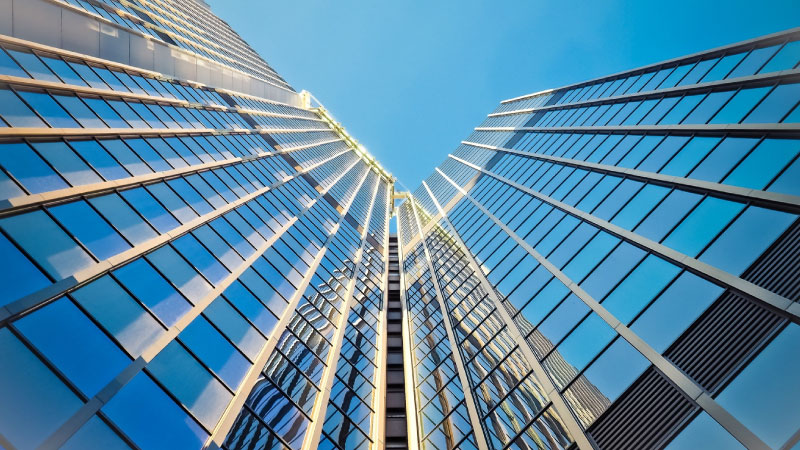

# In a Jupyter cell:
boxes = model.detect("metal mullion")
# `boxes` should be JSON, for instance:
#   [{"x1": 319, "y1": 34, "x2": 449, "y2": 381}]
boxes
[
  {"x1": 419, "y1": 398, "x2": 471, "y2": 444},
  {"x1": 421, "y1": 179, "x2": 597, "y2": 450},
  {"x1": 0, "y1": 149, "x2": 354, "y2": 328},
  {"x1": 203, "y1": 160, "x2": 377, "y2": 449},
  {"x1": 449, "y1": 154, "x2": 800, "y2": 322},
  {"x1": 474, "y1": 123, "x2": 800, "y2": 137},
  {"x1": 490, "y1": 69, "x2": 800, "y2": 119},
  {"x1": 300, "y1": 172, "x2": 380, "y2": 450},
  {"x1": 434, "y1": 165, "x2": 771, "y2": 450},
  {"x1": 417, "y1": 372, "x2": 461, "y2": 412},
  {"x1": 407, "y1": 194, "x2": 491, "y2": 450},
  {"x1": 0, "y1": 127, "x2": 334, "y2": 138}
]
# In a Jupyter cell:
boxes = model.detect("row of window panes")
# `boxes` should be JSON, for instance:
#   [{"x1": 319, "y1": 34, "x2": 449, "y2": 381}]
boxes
[
  {"x1": 501, "y1": 38, "x2": 800, "y2": 113},
  {"x1": 501, "y1": 132, "x2": 800, "y2": 198}
]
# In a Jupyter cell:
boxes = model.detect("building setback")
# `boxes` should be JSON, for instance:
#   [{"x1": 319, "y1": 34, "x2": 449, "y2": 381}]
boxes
[{"x1": 0, "y1": 1, "x2": 798, "y2": 449}]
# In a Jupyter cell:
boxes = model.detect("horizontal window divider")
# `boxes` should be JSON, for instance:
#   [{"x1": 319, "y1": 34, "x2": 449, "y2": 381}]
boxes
[
  {"x1": 0, "y1": 137, "x2": 344, "y2": 216},
  {"x1": 462, "y1": 140, "x2": 800, "y2": 214},
  {"x1": 489, "y1": 69, "x2": 800, "y2": 117},
  {"x1": 500, "y1": 27, "x2": 800, "y2": 105},
  {"x1": 433, "y1": 165, "x2": 771, "y2": 450},
  {"x1": 0, "y1": 149, "x2": 354, "y2": 327},
  {"x1": 474, "y1": 123, "x2": 800, "y2": 137}
]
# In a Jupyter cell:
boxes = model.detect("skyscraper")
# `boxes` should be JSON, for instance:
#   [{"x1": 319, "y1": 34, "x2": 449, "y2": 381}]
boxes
[
  {"x1": 397, "y1": 28, "x2": 800, "y2": 450},
  {"x1": 0, "y1": 2, "x2": 797, "y2": 450}
]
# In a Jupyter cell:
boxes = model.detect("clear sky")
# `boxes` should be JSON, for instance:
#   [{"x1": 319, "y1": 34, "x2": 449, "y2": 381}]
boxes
[{"x1": 208, "y1": 0, "x2": 799, "y2": 190}]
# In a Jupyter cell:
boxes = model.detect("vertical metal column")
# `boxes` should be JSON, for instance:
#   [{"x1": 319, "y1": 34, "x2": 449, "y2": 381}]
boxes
[{"x1": 385, "y1": 236, "x2": 409, "y2": 449}]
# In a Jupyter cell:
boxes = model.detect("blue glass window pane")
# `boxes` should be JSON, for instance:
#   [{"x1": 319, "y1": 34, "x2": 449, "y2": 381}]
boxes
[
  {"x1": 120, "y1": 187, "x2": 180, "y2": 233},
  {"x1": 102, "y1": 372, "x2": 208, "y2": 450},
  {"x1": 204, "y1": 297, "x2": 265, "y2": 360},
  {"x1": 665, "y1": 412, "x2": 744, "y2": 450},
  {"x1": 759, "y1": 40, "x2": 800, "y2": 73},
  {"x1": 728, "y1": 45, "x2": 780, "y2": 79},
  {"x1": 661, "y1": 137, "x2": 720, "y2": 177},
  {"x1": 147, "y1": 245, "x2": 212, "y2": 304},
  {"x1": 129, "y1": 102, "x2": 165, "y2": 128},
  {"x1": 148, "y1": 341, "x2": 232, "y2": 429},
  {"x1": 549, "y1": 313, "x2": 616, "y2": 382},
  {"x1": 682, "y1": 91, "x2": 734, "y2": 124},
  {"x1": 611, "y1": 184, "x2": 669, "y2": 230},
  {"x1": 69, "y1": 139, "x2": 130, "y2": 180},
  {"x1": 0, "y1": 328, "x2": 83, "y2": 449},
  {"x1": 702, "y1": 52, "x2": 746, "y2": 82},
  {"x1": 532, "y1": 294, "x2": 589, "y2": 358},
  {"x1": 580, "y1": 242, "x2": 646, "y2": 300},
  {"x1": 89, "y1": 193, "x2": 158, "y2": 246},
  {"x1": 49, "y1": 200, "x2": 131, "y2": 260},
  {"x1": 638, "y1": 136, "x2": 690, "y2": 173},
  {"x1": 566, "y1": 338, "x2": 649, "y2": 426},
  {"x1": 107, "y1": 100, "x2": 148, "y2": 128},
  {"x1": 601, "y1": 255, "x2": 680, "y2": 324},
  {"x1": 689, "y1": 137, "x2": 757, "y2": 183},
  {"x1": 40, "y1": 56, "x2": 86, "y2": 86},
  {"x1": 61, "y1": 416, "x2": 130, "y2": 450},
  {"x1": 146, "y1": 183, "x2": 198, "y2": 224},
  {"x1": 0, "y1": 169, "x2": 24, "y2": 200},
  {"x1": 716, "y1": 324, "x2": 800, "y2": 448},
  {"x1": 0, "y1": 232, "x2": 50, "y2": 307},
  {"x1": 1, "y1": 209, "x2": 94, "y2": 278},
  {"x1": 180, "y1": 316, "x2": 250, "y2": 389},
  {"x1": 15, "y1": 298, "x2": 129, "y2": 396},
  {"x1": 0, "y1": 88, "x2": 46, "y2": 127},
  {"x1": 563, "y1": 232, "x2": 619, "y2": 282},
  {"x1": 7, "y1": 50, "x2": 59, "y2": 82},
  {"x1": 699, "y1": 206, "x2": 797, "y2": 275},
  {"x1": 0, "y1": 141, "x2": 69, "y2": 193},
  {"x1": 68, "y1": 61, "x2": 108, "y2": 89},
  {"x1": 0, "y1": 48, "x2": 30, "y2": 78},
  {"x1": 146, "y1": 137, "x2": 187, "y2": 168},
  {"x1": 54, "y1": 94, "x2": 107, "y2": 128},
  {"x1": 631, "y1": 272, "x2": 723, "y2": 352},
  {"x1": 222, "y1": 281, "x2": 279, "y2": 335},
  {"x1": 709, "y1": 87, "x2": 770, "y2": 124},
  {"x1": 168, "y1": 178, "x2": 214, "y2": 216},
  {"x1": 99, "y1": 139, "x2": 151, "y2": 176},
  {"x1": 724, "y1": 138, "x2": 799, "y2": 190},
  {"x1": 173, "y1": 234, "x2": 229, "y2": 286},
  {"x1": 31, "y1": 140, "x2": 102, "y2": 186},
  {"x1": 634, "y1": 189, "x2": 702, "y2": 242},
  {"x1": 114, "y1": 259, "x2": 192, "y2": 326},
  {"x1": 663, "y1": 197, "x2": 744, "y2": 256},
  {"x1": 83, "y1": 97, "x2": 130, "y2": 128},
  {"x1": 192, "y1": 225, "x2": 244, "y2": 271},
  {"x1": 71, "y1": 275, "x2": 164, "y2": 356},
  {"x1": 767, "y1": 150, "x2": 800, "y2": 196},
  {"x1": 745, "y1": 83, "x2": 800, "y2": 123},
  {"x1": 125, "y1": 138, "x2": 171, "y2": 172},
  {"x1": 659, "y1": 94, "x2": 703, "y2": 124},
  {"x1": 592, "y1": 179, "x2": 642, "y2": 221},
  {"x1": 92, "y1": 66, "x2": 128, "y2": 92},
  {"x1": 17, "y1": 90, "x2": 79, "y2": 128},
  {"x1": 618, "y1": 135, "x2": 662, "y2": 169},
  {"x1": 519, "y1": 278, "x2": 570, "y2": 325}
]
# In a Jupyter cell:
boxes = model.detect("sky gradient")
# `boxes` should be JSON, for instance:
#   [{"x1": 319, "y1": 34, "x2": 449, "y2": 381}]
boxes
[{"x1": 207, "y1": 0, "x2": 799, "y2": 189}]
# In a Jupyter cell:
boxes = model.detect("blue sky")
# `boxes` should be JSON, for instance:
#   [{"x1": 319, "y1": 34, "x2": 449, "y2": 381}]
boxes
[{"x1": 208, "y1": 0, "x2": 799, "y2": 189}]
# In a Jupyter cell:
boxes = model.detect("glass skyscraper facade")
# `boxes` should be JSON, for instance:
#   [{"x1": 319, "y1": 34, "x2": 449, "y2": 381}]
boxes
[
  {"x1": 0, "y1": 1, "x2": 798, "y2": 449},
  {"x1": 397, "y1": 28, "x2": 800, "y2": 450}
]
